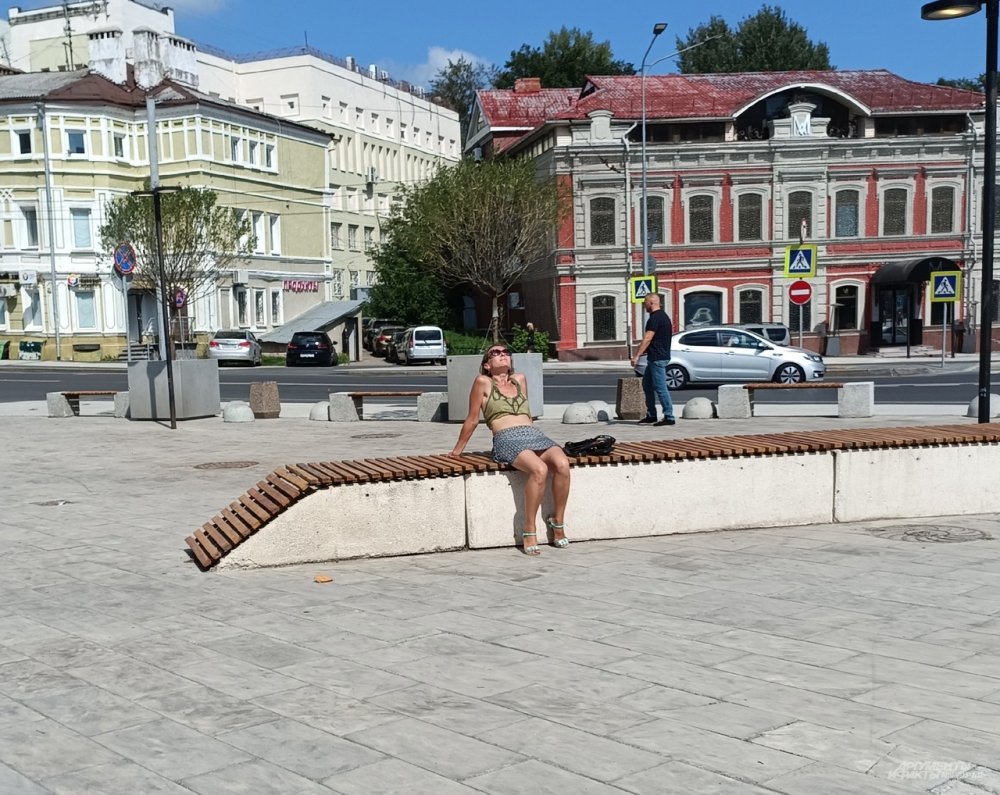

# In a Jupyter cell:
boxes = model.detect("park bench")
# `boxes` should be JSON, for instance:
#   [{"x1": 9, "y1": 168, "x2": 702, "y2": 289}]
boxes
[
  {"x1": 47, "y1": 390, "x2": 127, "y2": 418},
  {"x1": 184, "y1": 422, "x2": 1000, "y2": 571},
  {"x1": 717, "y1": 381, "x2": 873, "y2": 419},
  {"x1": 328, "y1": 390, "x2": 447, "y2": 421}
]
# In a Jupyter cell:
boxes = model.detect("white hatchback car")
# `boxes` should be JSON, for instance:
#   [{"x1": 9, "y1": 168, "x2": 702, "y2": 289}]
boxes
[
  {"x1": 666, "y1": 326, "x2": 824, "y2": 388},
  {"x1": 399, "y1": 326, "x2": 447, "y2": 365}
]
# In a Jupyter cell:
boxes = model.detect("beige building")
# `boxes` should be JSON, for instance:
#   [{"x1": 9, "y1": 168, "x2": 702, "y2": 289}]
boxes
[
  {"x1": 2, "y1": 0, "x2": 461, "y2": 319},
  {"x1": 0, "y1": 34, "x2": 331, "y2": 361}
]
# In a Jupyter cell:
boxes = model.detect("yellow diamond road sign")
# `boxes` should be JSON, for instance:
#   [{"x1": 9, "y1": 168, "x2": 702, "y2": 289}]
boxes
[
  {"x1": 784, "y1": 245, "x2": 817, "y2": 278},
  {"x1": 630, "y1": 275, "x2": 657, "y2": 303},
  {"x1": 930, "y1": 271, "x2": 961, "y2": 303}
]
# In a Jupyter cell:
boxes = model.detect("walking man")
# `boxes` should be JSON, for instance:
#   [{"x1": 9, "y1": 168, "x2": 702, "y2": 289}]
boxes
[{"x1": 629, "y1": 293, "x2": 676, "y2": 426}]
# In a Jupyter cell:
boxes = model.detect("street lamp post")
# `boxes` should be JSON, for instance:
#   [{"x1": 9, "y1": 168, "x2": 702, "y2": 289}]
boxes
[
  {"x1": 922, "y1": 0, "x2": 997, "y2": 423},
  {"x1": 640, "y1": 22, "x2": 668, "y2": 279}
]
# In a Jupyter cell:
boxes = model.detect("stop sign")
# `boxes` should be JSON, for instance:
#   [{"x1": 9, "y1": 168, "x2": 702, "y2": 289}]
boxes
[{"x1": 789, "y1": 279, "x2": 812, "y2": 306}]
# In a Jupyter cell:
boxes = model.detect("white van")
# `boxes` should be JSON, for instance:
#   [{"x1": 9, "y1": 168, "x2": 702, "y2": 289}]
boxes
[{"x1": 399, "y1": 326, "x2": 447, "y2": 365}]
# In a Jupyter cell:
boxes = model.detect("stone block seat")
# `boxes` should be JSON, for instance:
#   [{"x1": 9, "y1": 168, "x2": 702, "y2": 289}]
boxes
[{"x1": 184, "y1": 423, "x2": 1000, "y2": 571}]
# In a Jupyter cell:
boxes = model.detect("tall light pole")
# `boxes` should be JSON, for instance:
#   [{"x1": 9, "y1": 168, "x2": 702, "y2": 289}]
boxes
[
  {"x1": 923, "y1": 0, "x2": 996, "y2": 423},
  {"x1": 640, "y1": 22, "x2": 667, "y2": 279}
]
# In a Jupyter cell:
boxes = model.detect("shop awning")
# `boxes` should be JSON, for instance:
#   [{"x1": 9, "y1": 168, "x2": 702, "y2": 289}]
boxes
[
  {"x1": 872, "y1": 256, "x2": 959, "y2": 286},
  {"x1": 259, "y1": 299, "x2": 364, "y2": 344}
]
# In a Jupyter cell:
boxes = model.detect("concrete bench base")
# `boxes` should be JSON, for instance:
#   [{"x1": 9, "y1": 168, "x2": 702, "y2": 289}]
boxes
[
  {"x1": 214, "y1": 427, "x2": 1000, "y2": 569},
  {"x1": 329, "y1": 391, "x2": 448, "y2": 422},
  {"x1": 718, "y1": 382, "x2": 874, "y2": 419},
  {"x1": 48, "y1": 391, "x2": 129, "y2": 418}
]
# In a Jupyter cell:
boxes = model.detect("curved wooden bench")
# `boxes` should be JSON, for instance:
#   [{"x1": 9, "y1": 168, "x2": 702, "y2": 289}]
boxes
[{"x1": 185, "y1": 423, "x2": 1000, "y2": 570}]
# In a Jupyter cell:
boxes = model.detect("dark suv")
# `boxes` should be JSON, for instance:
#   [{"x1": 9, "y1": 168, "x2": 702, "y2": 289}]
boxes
[{"x1": 286, "y1": 331, "x2": 337, "y2": 366}]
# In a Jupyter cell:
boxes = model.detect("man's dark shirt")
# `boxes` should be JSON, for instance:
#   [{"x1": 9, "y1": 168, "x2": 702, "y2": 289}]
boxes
[{"x1": 645, "y1": 309, "x2": 672, "y2": 362}]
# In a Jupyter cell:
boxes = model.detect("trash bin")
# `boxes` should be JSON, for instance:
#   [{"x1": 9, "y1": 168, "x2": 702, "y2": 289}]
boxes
[{"x1": 18, "y1": 340, "x2": 42, "y2": 360}]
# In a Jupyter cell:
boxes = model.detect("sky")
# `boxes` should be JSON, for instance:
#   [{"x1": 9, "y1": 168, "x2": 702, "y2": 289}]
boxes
[{"x1": 12, "y1": 0, "x2": 991, "y2": 87}]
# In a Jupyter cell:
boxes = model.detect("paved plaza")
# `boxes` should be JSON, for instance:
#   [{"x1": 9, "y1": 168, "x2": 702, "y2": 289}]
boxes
[{"x1": 2, "y1": 396, "x2": 1000, "y2": 793}]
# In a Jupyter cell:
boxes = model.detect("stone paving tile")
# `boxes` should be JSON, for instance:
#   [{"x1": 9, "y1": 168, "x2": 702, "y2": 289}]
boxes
[
  {"x1": 613, "y1": 760, "x2": 778, "y2": 794},
  {"x1": 21, "y1": 683, "x2": 160, "y2": 736},
  {"x1": 728, "y1": 681, "x2": 922, "y2": 737},
  {"x1": 0, "y1": 717, "x2": 124, "y2": 780},
  {"x1": 219, "y1": 717, "x2": 384, "y2": 780},
  {"x1": 829, "y1": 652, "x2": 1000, "y2": 699},
  {"x1": 612, "y1": 717, "x2": 811, "y2": 783},
  {"x1": 199, "y1": 631, "x2": 327, "y2": 670},
  {"x1": 881, "y1": 719, "x2": 1000, "y2": 769},
  {"x1": 694, "y1": 626, "x2": 860, "y2": 668},
  {"x1": 479, "y1": 716, "x2": 664, "y2": 782},
  {"x1": 321, "y1": 758, "x2": 480, "y2": 794},
  {"x1": 597, "y1": 628, "x2": 754, "y2": 666},
  {"x1": 138, "y1": 684, "x2": 279, "y2": 736},
  {"x1": 277, "y1": 656, "x2": 415, "y2": 700},
  {"x1": 0, "y1": 760, "x2": 52, "y2": 795},
  {"x1": 43, "y1": 760, "x2": 194, "y2": 794},
  {"x1": 854, "y1": 684, "x2": 1000, "y2": 736},
  {"x1": 601, "y1": 655, "x2": 769, "y2": 700},
  {"x1": 807, "y1": 626, "x2": 975, "y2": 667},
  {"x1": 486, "y1": 682, "x2": 655, "y2": 735},
  {"x1": 0, "y1": 658, "x2": 89, "y2": 701},
  {"x1": 345, "y1": 716, "x2": 524, "y2": 780},
  {"x1": 368, "y1": 683, "x2": 526, "y2": 735},
  {"x1": 181, "y1": 759, "x2": 336, "y2": 794},
  {"x1": 714, "y1": 652, "x2": 890, "y2": 699},
  {"x1": 663, "y1": 700, "x2": 796, "y2": 740},
  {"x1": 494, "y1": 629, "x2": 641, "y2": 667},
  {"x1": 95, "y1": 718, "x2": 250, "y2": 779},
  {"x1": 613, "y1": 684, "x2": 717, "y2": 717},
  {"x1": 463, "y1": 758, "x2": 624, "y2": 794},
  {"x1": 251, "y1": 685, "x2": 401, "y2": 737},
  {"x1": 170, "y1": 656, "x2": 303, "y2": 700},
  {"x1": 763, "y1": 761, "x2": 928, "y2": 794}
]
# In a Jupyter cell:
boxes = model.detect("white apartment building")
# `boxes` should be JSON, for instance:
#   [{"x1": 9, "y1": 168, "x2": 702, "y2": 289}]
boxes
[{"x1": 3, "y1": 0, "x2": 460, "y2": 305}]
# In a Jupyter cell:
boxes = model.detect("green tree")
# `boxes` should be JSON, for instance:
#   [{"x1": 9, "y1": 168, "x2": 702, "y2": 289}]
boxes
[
  {"x1": 386, "y1": 158, "x2": 566, "y2": 342},
  {"x1": 494, "y1": 27, "x2": 633, "y2": 89},
  {"x1": 430, "y1": 56, "x2": 497, "y2": 146},
  {"x1": 99, "y1": 186, "x2": 254, "y2": 302},
  {"x1": 365, "y1": 236, "x2": 453, "y2": 327},
  {"x1": 937, "y1": 75, "x2": 985, "y2": 93},
  {"x1": 677, "y1": 5, "x2": 832, "y2": 74}
]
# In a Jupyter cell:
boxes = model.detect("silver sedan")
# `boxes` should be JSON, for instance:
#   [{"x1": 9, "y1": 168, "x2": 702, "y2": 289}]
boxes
[
  {"x1": 666, "y1": 326, "x2": 824, "y2": 388},
  {"x1": 207, "y1": 330, "x2": 262, "y2": 366}
]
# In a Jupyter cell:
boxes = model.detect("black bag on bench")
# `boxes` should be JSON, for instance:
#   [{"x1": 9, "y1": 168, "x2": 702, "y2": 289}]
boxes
[{"x1": 563, "y1": 435, "x2": 616, "y2": 457}]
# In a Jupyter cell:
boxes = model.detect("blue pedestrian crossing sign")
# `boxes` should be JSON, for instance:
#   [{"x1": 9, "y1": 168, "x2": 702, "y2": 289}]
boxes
[
  {"x1": 930, "y1": 271, "x2": 961, "y2": 303},
  {"x1": 629, "y1": 275, "x2": 657, "y2": 303},
  {"x1": 783, "y1": 244, "x2": 817, "y2": 278}
]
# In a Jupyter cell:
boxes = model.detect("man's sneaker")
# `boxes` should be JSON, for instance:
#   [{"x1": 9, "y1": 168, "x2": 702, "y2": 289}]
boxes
[
  {"x1": 637, "y1": 416, "x2": 657, "y2": 425},
  {"x1": 654, "y1": 418, "x2": 676, "y2": 426}
]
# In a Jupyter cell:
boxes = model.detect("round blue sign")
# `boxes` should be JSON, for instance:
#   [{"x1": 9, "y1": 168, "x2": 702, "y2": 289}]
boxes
[{"x1": 113, "y1": 242, "x2": 137, "y2": 276}]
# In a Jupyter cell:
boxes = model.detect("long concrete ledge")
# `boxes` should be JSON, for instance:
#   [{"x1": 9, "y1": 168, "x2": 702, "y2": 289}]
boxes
[{"x1": 186, "y1": 424, "x2": 1000, "y2": 571}]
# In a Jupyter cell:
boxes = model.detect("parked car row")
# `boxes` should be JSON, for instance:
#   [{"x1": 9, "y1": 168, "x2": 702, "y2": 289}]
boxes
[{"x1": 365, "y1": 321, "x2": 448, "y2": 366}]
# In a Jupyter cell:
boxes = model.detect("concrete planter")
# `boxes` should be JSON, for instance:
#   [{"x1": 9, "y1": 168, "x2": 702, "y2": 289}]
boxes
[
  {"x1": 446, "y1": 353, "x2": 544, "y2": 421},
  {"x1": 127, "y1": 359, "x2": 220, "y2": 420}
]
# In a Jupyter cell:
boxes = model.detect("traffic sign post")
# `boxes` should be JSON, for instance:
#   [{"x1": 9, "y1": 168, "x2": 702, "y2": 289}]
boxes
[
  {"x1": 931, "y1": 271, "x2": 962, "y2": 368},
  {"x1": 788, "y1": 280, "x2": 812, "y2": 348},
  {"x1": 113, "y1": 242, "x2": 137, "y2": 276}
]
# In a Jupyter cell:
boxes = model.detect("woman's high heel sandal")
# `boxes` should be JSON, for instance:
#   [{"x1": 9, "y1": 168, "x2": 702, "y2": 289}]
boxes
[
  {"x1": 546, "y1": 517, "x2": 570, "y2": 548},
  {"x1": 521, "y1": 530, "x2": 541, "y2": 556}
]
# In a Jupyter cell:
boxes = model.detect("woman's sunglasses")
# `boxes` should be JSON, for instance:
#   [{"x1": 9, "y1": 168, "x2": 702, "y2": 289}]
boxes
[{"x1": 487, "y1": 348, "x2": 511, "y2": 359}]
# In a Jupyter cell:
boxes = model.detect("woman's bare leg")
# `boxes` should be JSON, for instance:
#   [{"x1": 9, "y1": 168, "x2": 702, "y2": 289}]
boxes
[
  {"x1": 540, "y1": 446, "x2": 571, "y2": 542},
  {"x1": 511, "y1": 449, "x2": 548, "y2": 553}
]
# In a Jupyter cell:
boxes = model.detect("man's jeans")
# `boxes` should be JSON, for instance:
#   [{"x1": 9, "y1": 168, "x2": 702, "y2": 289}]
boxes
[{"x1": 642, "y1": 358, "x2": 675, "y2": 421}]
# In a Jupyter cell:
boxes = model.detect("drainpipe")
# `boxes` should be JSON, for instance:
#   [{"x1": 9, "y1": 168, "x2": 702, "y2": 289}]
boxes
[
  {"x1": 622, "y1": 122, "x2": 637, "y2": 358},
  {"x1": 36, "y1": 102, "x2": 61, "y2": 361}
]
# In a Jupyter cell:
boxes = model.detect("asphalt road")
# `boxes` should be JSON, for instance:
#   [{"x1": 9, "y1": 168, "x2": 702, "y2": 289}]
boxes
[{"x1": 0, "y1": 363, "x2": 983, "y2": 407}]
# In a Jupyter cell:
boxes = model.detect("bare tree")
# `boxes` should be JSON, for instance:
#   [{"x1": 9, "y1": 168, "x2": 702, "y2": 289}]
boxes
[{"x1": 388, "y1": 158, "x2": 566, "y2": 342}]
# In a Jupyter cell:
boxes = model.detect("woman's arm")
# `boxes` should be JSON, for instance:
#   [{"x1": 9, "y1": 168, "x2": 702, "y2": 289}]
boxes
[{"x1": 449, "y1": 376, "x2": 489, "y2": 456}]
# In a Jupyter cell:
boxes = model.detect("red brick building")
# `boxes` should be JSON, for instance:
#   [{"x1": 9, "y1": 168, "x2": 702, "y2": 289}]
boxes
[{"x1": 467, "y1": 70, "x2": 986, "y2": 359}]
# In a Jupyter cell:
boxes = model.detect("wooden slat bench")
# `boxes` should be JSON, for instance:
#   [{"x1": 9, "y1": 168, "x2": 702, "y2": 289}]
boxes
[
  {"x1": 328, "y1": 390, "x2": 447, "y2": 422},
  {"x1": 48, "y1": 390, "x2": 121, "y2": 417},
  {"x1": 184, "y1": 423, "x2": 1000, "y2": 570},
  {"x1": 718, "y1": 381, "x2": 873, "y2": 418}
]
